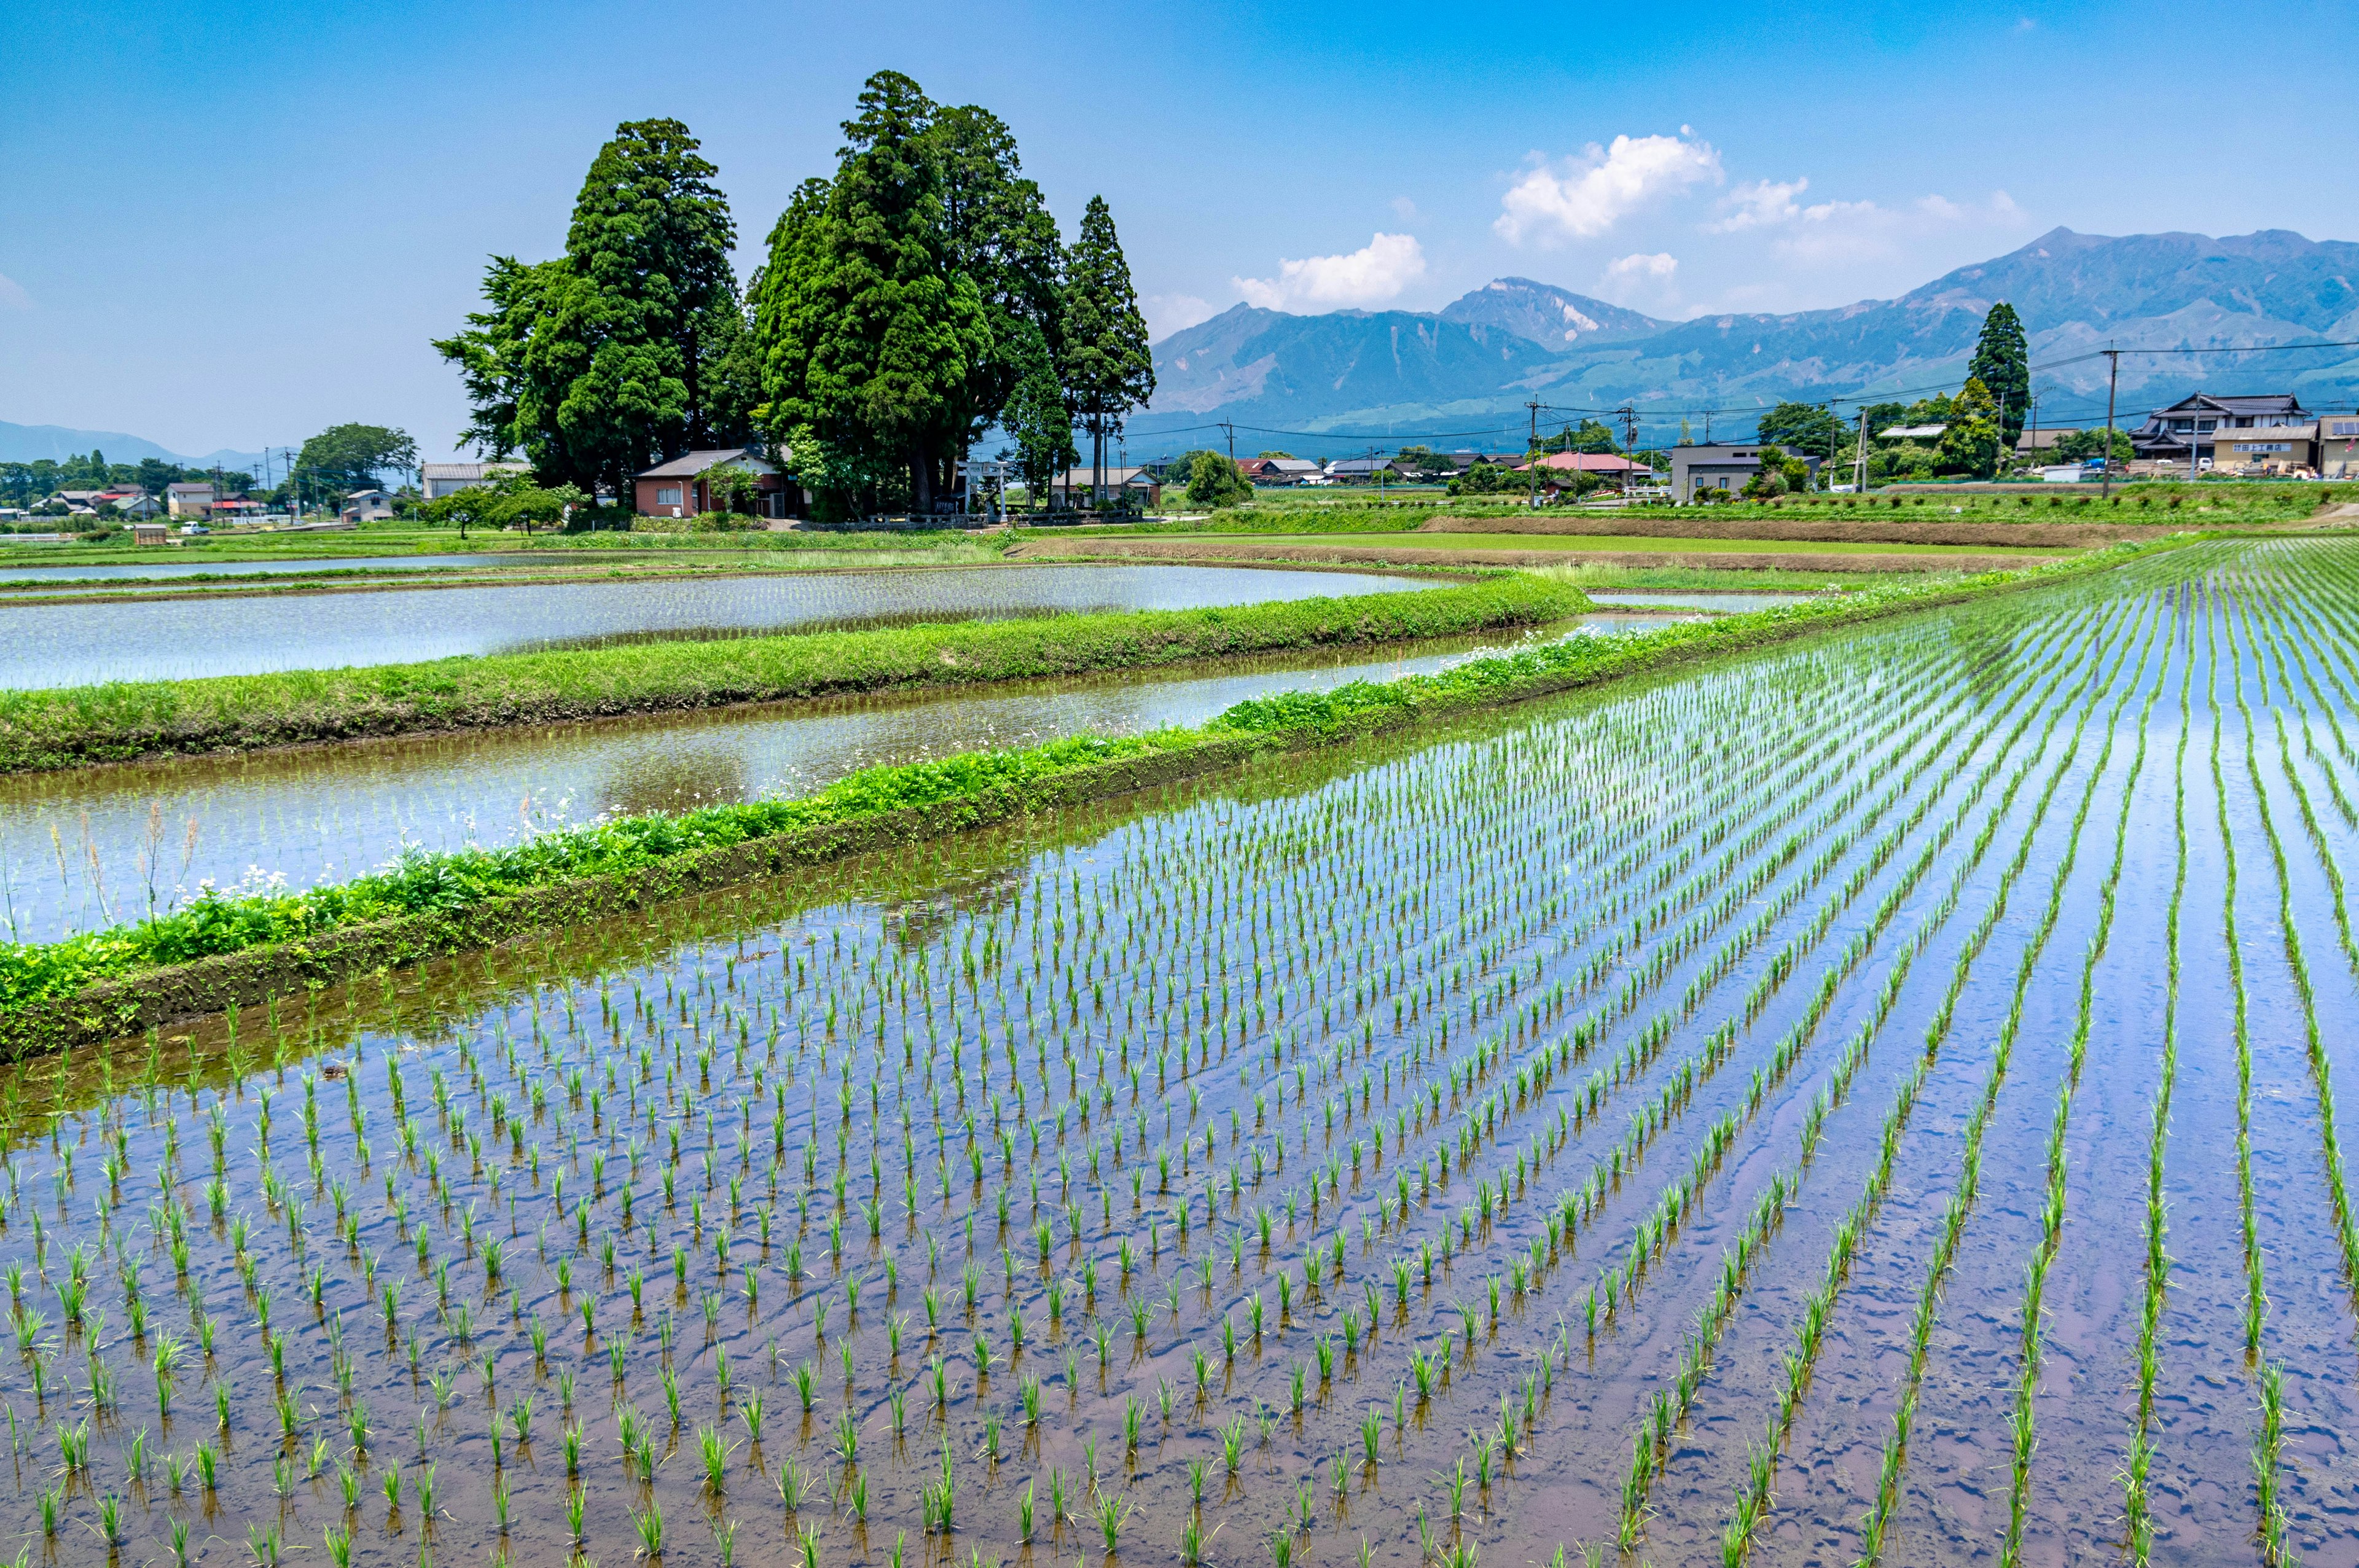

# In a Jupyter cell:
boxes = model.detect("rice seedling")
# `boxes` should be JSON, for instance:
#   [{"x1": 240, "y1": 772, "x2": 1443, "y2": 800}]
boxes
[{"x1": 0, "y1": 543, "x2": 2323, "y2": 1568}]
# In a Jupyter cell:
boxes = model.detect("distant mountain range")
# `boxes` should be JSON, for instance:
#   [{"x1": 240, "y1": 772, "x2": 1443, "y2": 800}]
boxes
[
  {"x1": 0, "y1": 420, "x2": 273, "y2": 475},
  {"x1": 1133, "y1": 228, "x2": 2359, "y2": 453}
]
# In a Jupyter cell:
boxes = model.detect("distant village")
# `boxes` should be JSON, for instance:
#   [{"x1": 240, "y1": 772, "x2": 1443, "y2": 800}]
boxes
[{"x1": 4, "y1": 386, "x2": 2352, "y2": 540}]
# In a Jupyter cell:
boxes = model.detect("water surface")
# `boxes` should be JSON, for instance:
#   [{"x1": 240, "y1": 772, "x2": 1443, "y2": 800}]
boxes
[
  {"x1": 0, "y1": 614, "x2": 1687, "y2": 942},
  {"x1": 0, "y1": 563, "x2": 1437, "y2": 687}
]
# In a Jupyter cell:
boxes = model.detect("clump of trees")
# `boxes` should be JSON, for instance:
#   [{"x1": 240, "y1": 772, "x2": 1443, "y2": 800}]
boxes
[
  {"x1": 435, "y1": 119, "x2": 755, "y2": 503},
  {"x1": 438, "y1": 75, "x2": 1152, "y2": 523},
  {"x1": 1184, "y1": 451, "x2": 1253, "y2": 508}
]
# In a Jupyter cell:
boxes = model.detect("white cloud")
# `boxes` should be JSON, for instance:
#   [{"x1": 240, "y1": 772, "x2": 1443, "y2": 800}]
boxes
[
  {"x1": 0, "y1": 273, "x2": 29, "y2": 311},
  {"x1": 1707, "y1": 177, "x2": 1812, "y2": 233},
  {"x1": 1494, "y1": 133, "x2": 1723, "y2": 246},
  {"x1": 1143, "y1": 293, "x2": 1215, "y2": 341},
  {"x1": 1603, "y1": 252, "x2": 1678, "y2": 282},
  {"x1": 1234, "y1": 232, "x2": 1426, "y2": 311},
  {"x1": 1595, "y1": 252, "x2": 1681, "y2": 313},
  {"x1": 1390, "y1": 195, "x2": 1419, "y2": 222},
  {"x1": 1706, "y1": 179, "x2": 2025, "y2": 267}
]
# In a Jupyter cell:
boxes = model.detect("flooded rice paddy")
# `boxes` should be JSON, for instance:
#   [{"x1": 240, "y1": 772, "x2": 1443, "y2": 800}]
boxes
[
  {"x1": 0, "y1": 556, "x2": 506, "y2": 586},
  {"x1": 0, "y1": 615, "x2": 1692, "y2": 946},
  {"x1": 2, "y1": 539, "x2": 2357, "y2": 1567},
  {"x1": 0, "y1": 564, "x2": 1437, "y2": 687}
]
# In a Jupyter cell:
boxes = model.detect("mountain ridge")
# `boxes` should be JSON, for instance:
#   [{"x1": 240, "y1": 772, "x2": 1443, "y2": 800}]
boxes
[
  {"x1": 1134, "y1": 227, "x2": 2359, "y2": 448},
  {"x1": 0, "y1": 420, "x2": 272, "y2": 474}
]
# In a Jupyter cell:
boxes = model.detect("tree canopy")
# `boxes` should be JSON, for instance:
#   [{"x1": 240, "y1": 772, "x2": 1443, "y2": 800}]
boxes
[
  {"x1": 1755, "y1": 402, "x2": 1846, "y2": 460},
  {"x1": 436, "y1": 118, "x2": 745, "y2": 497},
  {"x1": 1965, "y1": 302, "x2": 2030, "y2": 451},
  {"x1": 1541, "y1": 419, "x2": 1619, "y2": 454},
  {"x1": 1000, "y1": 316, "x2": 1077, "y2": 507},
  {"x1": 295, "y1": 424, "x2": 418, "y2": 494},
  {"x1": 1185, "y1": 450, "x2": 1251, "y2": 509},
  {"x1": 1060, "y1": 195, "x2": 1154, "y2": 491},
  {"x1": 1937, "y1": 377, "x2": 2003, "y2": 477},
  {"x1": 437, "y1": 83, "x2": 1127, "y2": 523}
]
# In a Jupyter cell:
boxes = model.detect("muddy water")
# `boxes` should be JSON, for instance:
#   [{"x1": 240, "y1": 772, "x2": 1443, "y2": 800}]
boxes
[
  {"x1": 0, "y1": 540, "x2": 2353, "y2": 1568},
  {"x1": 0, "y1": 615, "x2": 1688, "y2": 945},
  {"x1": 0, "y1": 563, "x2": 1439, "y2": 685}
]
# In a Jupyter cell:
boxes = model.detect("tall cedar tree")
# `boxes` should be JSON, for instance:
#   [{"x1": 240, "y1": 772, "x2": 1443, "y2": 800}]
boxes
[
  {"x1": 756, "y1": 72, "x2": 988, "y2": 515},
  {"x1": 926, "y1": 104, "x2": 1065, "y2": 497},
  {"x1": 1965, "y1": 302, "x2": 2030, "y2": 454},
  {"x1": 435, "y1": 119, "x2": 737, "y2": 497},
  {"x1": 1060, "y1": 195, "x2": 1154, "y2": 501},
  {"x1": 1000, "y1": 316, "x2": 1078, "y2": 509}
]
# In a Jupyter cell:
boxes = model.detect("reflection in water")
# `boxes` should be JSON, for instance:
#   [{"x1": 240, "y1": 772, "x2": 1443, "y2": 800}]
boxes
[
  {"x1": 0, "y1": 615, "x2": 1688, "y2": 943},
  {"x1": 0, "y1": 563, "x2": 1437, "y2": 686},
  {"x1": 0, "y1": 552, "x2": 511, "y2": 584},
  {"x1": 593, "y1": 746, "x2": 753, "y2": 821}
]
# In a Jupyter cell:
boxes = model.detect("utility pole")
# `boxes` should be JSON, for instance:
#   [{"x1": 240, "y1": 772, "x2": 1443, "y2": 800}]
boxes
[
  {"x1": 1219, "y1": 421, "x2": 1235, "y2": 466},
  {"x1": 1617, "y1": 404, "x2": 1637, "y2": 501},
  {"x1": 1854, "y1": 408, "x2": 1869, "y2": 494},
  {"x1": 1527, "y1": 400, "x2": 1539, "y2": 456},
  {"x1": 2100, "y1": 348, "x2": 2120, "y2": 501}
]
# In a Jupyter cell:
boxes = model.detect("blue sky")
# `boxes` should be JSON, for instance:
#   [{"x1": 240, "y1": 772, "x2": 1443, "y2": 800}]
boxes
[{"x1": 4, "y1": 0, "x2": 2352, "y2": 461}]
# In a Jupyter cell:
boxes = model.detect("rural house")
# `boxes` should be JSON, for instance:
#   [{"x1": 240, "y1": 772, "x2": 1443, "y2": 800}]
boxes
[
  {"x1": 2130, "y1": 392, "x2": 2312, "y2": 465},
  {"x1": 421, "y1": 461, "x2": 531, "y2": 499},
  {"x1": 340, "y1": 489, "x2": 397, "y2": 523},
  {"x1": 1667, "y1": 443, "x2": 1819, "y2": 502},
  {"x1": 2321, "y1": 415, "x2": 2359, "y2": 479},
  {"x1": 632, "y1": 449, "x2": 792, "y2": 519}
]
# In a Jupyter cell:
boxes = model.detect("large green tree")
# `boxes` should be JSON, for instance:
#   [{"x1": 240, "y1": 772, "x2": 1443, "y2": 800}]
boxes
[
  {"x1": 754, "y1": 72, "x2": 990, "y2": 516},
  {"x1": 1543, "y1": 419, "x2": 1619, "y2": 454},
  {"x1": 926, "y1": 104, "x2": 1065, "y2": 493},
  {"x1": 1937, "y1": 377, "x2": 2003, "y2": 477},
  {"x1": 1965, "y1": 302, "x2": 2030, "y2": 453},
  {"x1": 1755, "y1": 402, "x2": 1845, "y2": 462},
  {"x1": 1059, "y1": 195, "x2": 1154, "y2": 502},
  {"x1": 296, "y1": 424, "x2": 418, "y2": 493},
  {"x1": 436, "y1": 119, "x2": 738, "y2": 497},
  {"x1": 999, "y1": 316, "x2": 1076, "y2": 509}
]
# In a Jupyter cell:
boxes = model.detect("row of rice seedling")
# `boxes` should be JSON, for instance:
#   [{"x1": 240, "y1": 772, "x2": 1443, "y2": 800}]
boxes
[
  {"x1": 1713, "y1": 590, "x2": 2164, "y2": 1564},
  {"x1": 0, "y1": 538, "x2": 2349, "y2": 1566},
  {"x1": 1989, "y1": 601, "x2": 2163, "y2": 1568},
  {"x1": 2119, "y1": 622, "x2": 2191, "y2": 1565},
  {"x1": 1610, "y1": 598, "x2": 2153, "y2": 1557}
]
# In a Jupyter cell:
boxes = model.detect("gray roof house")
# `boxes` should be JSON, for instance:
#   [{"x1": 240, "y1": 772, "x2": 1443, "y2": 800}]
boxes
[
  {"x1": 420, "y1": 461, "x2": 531, "y2": 500},
  {"x1": 1668, "y1": 444, "x2": 1820, "y2": 502}
]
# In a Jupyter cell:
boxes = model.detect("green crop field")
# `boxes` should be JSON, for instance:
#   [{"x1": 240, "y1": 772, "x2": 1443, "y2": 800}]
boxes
[{"x1": 0, "y1": 537, "x2": 2353, "y2": 1567}]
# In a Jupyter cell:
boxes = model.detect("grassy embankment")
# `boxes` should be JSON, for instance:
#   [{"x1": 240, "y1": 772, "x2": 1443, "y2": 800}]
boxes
[
  {"x1": 0, "y1": 536, "x2": 2191, "y2": 1050},
  {"x1": 0, "y1": 572, "x2": 1575, "y2": 772},
  {"x1": 0, "y1": 524, "x2": 1004, "y2": 570},
  {"x1": 1025, "y1": 480, "x2": 2334, "y2": 536}
]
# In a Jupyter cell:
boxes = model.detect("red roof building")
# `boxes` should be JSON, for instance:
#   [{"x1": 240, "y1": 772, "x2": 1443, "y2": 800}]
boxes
[{"x1": 1516, "y1": 451, "x2": 1647, "y2": 474}]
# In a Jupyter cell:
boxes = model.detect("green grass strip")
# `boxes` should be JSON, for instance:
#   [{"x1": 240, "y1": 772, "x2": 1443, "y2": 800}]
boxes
[
  {"x1": 0, "y1": 536, "x2": 2188, "y2": 1043},
  {"x1": 0, "y1": 574, "x2": 1579, "y2": 773}
]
